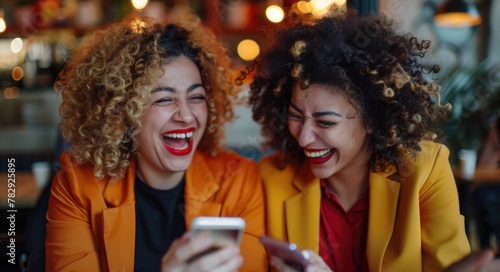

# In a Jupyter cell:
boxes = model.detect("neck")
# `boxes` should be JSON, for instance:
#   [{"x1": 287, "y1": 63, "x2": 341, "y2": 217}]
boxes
[
  {"x1": 324, "y1": 160, "x2": 370, "y2": 212},
  {"x1": 136, "y1": 163, "x2": 185, "y2": 190}
]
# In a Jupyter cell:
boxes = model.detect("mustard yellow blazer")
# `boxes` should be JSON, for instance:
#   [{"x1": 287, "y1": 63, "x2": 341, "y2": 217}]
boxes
[
  {"x1": 260, "y1": 141, "x2": 470, "y2": 271},
  {"x1": 46, "y1": 150, "x2": 267, "y2": 271}
]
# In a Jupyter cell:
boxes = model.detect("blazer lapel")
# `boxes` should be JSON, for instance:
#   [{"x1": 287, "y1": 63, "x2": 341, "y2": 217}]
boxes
[
  {"x1": 101, "y1": 159, "x2": 137, "y2": 271},
  {"x1": 285, "y1": 161, "x2": 321, "y2": 253},
  {"x1": 184, "y1": 151, "x2": 221, "y2": 228},
  {"x1": 366, "y1": 167, "x2": 400, "y2": 271}
]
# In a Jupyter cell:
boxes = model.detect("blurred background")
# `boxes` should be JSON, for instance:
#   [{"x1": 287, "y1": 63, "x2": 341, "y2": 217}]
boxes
[{"x1": 0, "y1": 0, "x2": 499, "y2": 270}]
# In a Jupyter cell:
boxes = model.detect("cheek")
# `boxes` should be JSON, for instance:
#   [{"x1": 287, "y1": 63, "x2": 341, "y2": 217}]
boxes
[{"x1": 193, "y1": 104, "x2": 208, "y2": 123}]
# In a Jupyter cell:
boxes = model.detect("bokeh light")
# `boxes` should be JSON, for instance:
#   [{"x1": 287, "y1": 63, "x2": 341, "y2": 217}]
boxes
[
  {"x1": 4, "y1": 87, "x2": 20, "y2": 99},
  {"x1": 266, "y1": 5, "x2": 285, "y2": 23},
  {"x1": 296, "y1": 1, "x2": 313, "y2": 14},
  {"x1": 10, "y1": 38, "x2": 23, "y2": 53},
  {"x1": 237, "y1": 39, "x2": 260, "y2": 61},
  {"x1": 12, "y1": 67, "x2": 24, "y2": 81},
  {"x1": 0, "y1": 18, "x2": 6, "y2": 33},
  {"x1": 131, "y1": 0, "x2": 148, "y2": 10}
]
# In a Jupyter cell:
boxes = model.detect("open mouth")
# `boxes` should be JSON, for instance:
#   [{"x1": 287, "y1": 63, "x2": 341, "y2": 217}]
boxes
[
  {"x1": 304, "y1": 149, "x2": 334, "y2": 165},
  {"x1": 304, "y1": 149, "x2": 332, "y2": 158},
  {"x1": 162, "y1": 131, "x2": 194, "y2": 156}
]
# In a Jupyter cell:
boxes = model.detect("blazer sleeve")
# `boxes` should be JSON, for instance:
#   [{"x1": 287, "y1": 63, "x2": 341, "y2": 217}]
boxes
[
  {"x1": 419, "y1": 144, "x2": 471, "y2": 271},
  {"x1": 230, "y1": 159, "x2": 268, "y2": 272},
  {"x1": 45, "y1": 167, "x2": 101, "y2": 271}
]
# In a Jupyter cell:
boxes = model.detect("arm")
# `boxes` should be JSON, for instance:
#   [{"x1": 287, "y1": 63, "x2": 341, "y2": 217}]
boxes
[
  {"x1": 419, "y1": 144, "x2": 471, "y2": 271},
  {"x1": 45, "y1": 168, "x2": 101, "y2": 271}
]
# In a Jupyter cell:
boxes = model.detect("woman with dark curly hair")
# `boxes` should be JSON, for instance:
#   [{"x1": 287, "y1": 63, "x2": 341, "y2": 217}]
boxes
[
  {"x1": 45, "y1": 13, "x2": 267, "y2": 271},
  {"x1": 249, "y1": 8, "x2": 471, "y2": 272}
]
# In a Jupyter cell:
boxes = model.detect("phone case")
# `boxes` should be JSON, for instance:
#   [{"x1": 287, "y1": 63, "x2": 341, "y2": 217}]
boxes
[
  {"x1": 190, "y1": 217, "x2": 245, "y2": 246},
  {"x1": 259, "y1": 236, "x2": 309, "y2": 271}
]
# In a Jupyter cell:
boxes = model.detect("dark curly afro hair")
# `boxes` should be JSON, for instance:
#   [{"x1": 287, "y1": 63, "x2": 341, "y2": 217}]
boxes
[{"x1": 248, "y1": 7, "x2": 449, "y2": 172}]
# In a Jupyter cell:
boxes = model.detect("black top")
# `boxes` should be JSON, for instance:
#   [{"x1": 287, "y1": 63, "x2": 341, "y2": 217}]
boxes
[{"x1": 134, "y1": 176, "x2": 186, "y2": 272}]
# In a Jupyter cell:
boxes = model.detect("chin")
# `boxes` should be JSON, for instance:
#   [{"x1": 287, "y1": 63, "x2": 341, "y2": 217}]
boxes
[{"x1": 310, "y1": 168, "x2": 334, "y2": 180}]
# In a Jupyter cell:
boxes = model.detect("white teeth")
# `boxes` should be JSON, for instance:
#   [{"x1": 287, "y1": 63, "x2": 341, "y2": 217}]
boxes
[
  {"x1": 164, "y1": 132, "x2": 194, "y2": 139},
  {"x1": 304, "y1": 149, "x2": 331, "y2": 158}
]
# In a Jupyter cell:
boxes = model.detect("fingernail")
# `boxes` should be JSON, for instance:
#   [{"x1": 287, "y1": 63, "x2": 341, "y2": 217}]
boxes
[{"x1": 302, "y1": 250, "x2": 310, "y2": 260}]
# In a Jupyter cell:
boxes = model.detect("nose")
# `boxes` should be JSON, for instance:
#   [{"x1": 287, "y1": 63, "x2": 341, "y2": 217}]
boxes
[
  {"x1": 295, "y1": 121, "x2": 316, "y2": 147},
  {"x1": 172, "y1": 102, "x2": 195, "y2": 124}
]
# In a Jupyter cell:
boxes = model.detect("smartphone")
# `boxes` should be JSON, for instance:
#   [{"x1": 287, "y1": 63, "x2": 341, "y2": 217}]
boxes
[
  {"x1": 259, "y1": 236, "x2": 309, "y2": 272},
  {"x1": 188, "y1": 217, "x2": 246, "y2": 262}
]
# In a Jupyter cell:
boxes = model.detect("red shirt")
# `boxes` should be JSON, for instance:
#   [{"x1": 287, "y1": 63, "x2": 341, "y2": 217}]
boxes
[{"x1": 319, "y1": 180, "x2": 369, "y2": 272}]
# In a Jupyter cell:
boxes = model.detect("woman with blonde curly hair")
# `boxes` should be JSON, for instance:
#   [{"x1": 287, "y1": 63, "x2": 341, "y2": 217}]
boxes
[
  {"x1": 248, "y1": 7, "x2": 473, "y2": 272},
  {"x1": 45, "y1": 13, "x2": 267, "y2": 271}
]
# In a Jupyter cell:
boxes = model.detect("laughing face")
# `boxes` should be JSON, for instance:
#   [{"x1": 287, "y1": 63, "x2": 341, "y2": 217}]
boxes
[
  {"x1": 287, "y1": 83, "x2": 372, "y2": 180},
  {"x1": 136, "y1": 55, "x2": 207, "y2": 188}
]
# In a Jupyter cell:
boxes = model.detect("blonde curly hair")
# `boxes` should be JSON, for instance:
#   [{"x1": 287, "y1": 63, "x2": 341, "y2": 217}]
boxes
[{"x1": 56, "y1": 13, "x2": 239, "y2": 179}]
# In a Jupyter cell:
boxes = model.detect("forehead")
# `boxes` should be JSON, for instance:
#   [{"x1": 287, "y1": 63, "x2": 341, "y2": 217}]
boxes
[{"x1": 292, "y1": 84, "x2": 345, "y2": 104}]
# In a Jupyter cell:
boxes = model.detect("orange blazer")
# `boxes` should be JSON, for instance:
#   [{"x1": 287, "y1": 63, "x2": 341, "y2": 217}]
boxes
[
  {"x1": 46, "y1": 150, "x2": 267, "y2": 271},
  {"x1": 260, "y1": 141, "x2": 470, "y2": 271}
]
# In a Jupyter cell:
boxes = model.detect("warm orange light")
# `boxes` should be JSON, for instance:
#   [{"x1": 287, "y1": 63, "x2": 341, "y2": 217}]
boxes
[
  {"x1": 296, "y1": 1, "x2": 312, "y2": 14},
  {"x1": 237, "y1": 39, "x2": 260, "y2": 61},
  {"x1": 434, "y1": 13, "x2": 482, "y2": 27},
  {"x1": 12, "y1": 67, "x2": 24, "y2": 81}
]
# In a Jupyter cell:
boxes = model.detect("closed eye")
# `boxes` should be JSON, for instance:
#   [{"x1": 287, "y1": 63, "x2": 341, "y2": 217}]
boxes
[
  {"x1": 317, "y1": 120, "x2": 336, "y2": 128},
  {"x1": 152, "y1": 97, "x2": 173, "y2": 105},
  {"x1": 189, "y1": 95, "x2": 206, "y2": 102},
  {"x1": 288, "y1": 113, "x2": 303, "y2": 121}
]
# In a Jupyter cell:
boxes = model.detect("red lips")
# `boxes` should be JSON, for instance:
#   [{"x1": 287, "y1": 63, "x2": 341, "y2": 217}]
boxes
[
  {"x1": 162, "y1": 128, "x2": 195, "y2": 156},
  {"x1": 304, "y1": 148, "x2": 334, "y2": 165}
]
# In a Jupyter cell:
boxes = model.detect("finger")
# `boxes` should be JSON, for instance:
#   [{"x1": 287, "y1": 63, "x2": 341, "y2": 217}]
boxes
[
  {"x1": 209, "y1": 255, "x2": 243, "y2": 272},
  {"x1": 299, "y1": 250, "x2": 331, "y2": 272},
  {"x1": 175, "y1": 232, "x2": 214, "y2": 262},
  {"x1": 188, "y1": 245, "x2": 241, "y2": 272},
  {"x1": 480, "y1": 259, "x2": 500, "y2": 272},
  {"x1": 446, "y1": 249, "x2": 495, "y2": 272},
  {"x1": 270, "y1": 256, "x2": 299, "y2": 272},
  {"x1": 161, "y1": 232, "x2": 191, "y2": 266}
]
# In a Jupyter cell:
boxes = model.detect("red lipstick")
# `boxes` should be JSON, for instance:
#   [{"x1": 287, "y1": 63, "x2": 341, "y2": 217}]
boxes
[{"x1": 162, "y1": 128, "x2": 195, "y2": 156}]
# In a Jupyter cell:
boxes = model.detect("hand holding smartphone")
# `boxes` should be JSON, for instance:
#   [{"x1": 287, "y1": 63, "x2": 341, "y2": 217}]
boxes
[
  {"x1": 188, "y1": 217, "x2": 245, "y2": 262},
  {"x1": 259, "y1": 236, "x2": 309, "y2": 272}
]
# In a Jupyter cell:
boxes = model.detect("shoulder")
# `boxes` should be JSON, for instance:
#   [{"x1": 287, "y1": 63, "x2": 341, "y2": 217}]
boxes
[
  {"x1": 396, "y1": 141, "x2": 454, "y2": 190},
  {"x1": 55, "y1": 152, "x2": 117, "y2": 202},
  {"x1": 258, "y1": 152, "x2": 302, "y2": 188},
  {"x1": 414, "y1": 141, "x2": 450, "y2": 166}
]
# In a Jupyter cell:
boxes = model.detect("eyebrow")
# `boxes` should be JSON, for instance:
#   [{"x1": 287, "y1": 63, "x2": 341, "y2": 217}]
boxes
[
  {"x1": 151, "y1": 83, "x2": 204, "y2": 94},
  {"x1": 290, "y1": 102, "x2": 342, "y2": 118}
]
